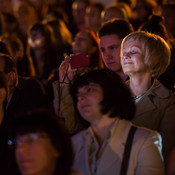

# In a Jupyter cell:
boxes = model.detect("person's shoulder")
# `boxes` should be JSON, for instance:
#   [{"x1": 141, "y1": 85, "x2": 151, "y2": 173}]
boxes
[
  {"x1": 150, "y1": 80, "x2": 175, "y2": 99},
  {"x1": 72, "y1": 129, "x2": 88, "y2": 139},
  {"x1": 135, "y1": 125, "x2": 161, "y2": 142},
  {"x1": 71, "y1": 128, "x2": 89, "y2": 146}
]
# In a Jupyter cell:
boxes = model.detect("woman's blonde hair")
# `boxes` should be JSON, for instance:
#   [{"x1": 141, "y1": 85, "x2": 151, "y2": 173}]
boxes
[{"x1": 121, "y1": 31, "x2": 170, "y2": 78}]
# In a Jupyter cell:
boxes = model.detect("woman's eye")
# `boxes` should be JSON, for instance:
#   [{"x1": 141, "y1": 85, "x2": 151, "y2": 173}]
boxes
[
  {"x1": 87, "y1": 87, "x2": 93, "y2": 93},
  {"x1": 131, "y1": 50, "x2": 138, "y2": 54},
  {"x1": 123, "y1": 52, "x2": 126, "y2": 56}
]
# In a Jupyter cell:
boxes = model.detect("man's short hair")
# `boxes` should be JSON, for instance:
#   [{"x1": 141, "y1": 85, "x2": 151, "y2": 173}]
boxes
[{"x1": 98, "y1": 18, "x2": 134, "y2": 40}]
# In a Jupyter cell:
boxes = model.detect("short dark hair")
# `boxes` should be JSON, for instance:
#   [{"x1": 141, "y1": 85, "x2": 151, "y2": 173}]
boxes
[
  {"x1": 70, "y1": 69, "x2": 136, "y2": 120},
  {"x1": 10, "y1": 108, "x2": 74, "y2": 175},
  {"x1": 0, "y1": 53, "x2": 17, "y2": 74},
  {"x1": 98, "y1": 18, "x2": 134, "y2": 40}
]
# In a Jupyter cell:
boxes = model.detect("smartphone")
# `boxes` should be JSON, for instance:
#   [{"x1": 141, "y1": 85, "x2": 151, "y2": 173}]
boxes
[{"x1": 70, "y1": 54, "x2": 90, "y2": 69}]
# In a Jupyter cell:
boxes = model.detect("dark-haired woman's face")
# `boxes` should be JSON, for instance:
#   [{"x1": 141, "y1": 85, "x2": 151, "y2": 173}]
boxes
[
  {"x1": 15, "y1": 132, "x2": 59, "y2": 175},
  {"x1": 28, "y1": 30, "x2": 45, "y2": 49},
  {"x1": 72, "y1": 32, "x2": 97, "y2": 55},
  {"x1": 76, "y1": 82, "x2": 104, "y2": 124}
]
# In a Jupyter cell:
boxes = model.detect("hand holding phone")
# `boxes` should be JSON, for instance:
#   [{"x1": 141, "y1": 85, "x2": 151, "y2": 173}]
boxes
[{"x1": 70, "y1": 54, "x2": 90, "y2": 69}]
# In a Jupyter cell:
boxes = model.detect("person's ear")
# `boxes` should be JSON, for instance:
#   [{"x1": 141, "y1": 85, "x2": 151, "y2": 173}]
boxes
[{"x1": 0, "y1": 88, "x2": 7, "y2": 103}]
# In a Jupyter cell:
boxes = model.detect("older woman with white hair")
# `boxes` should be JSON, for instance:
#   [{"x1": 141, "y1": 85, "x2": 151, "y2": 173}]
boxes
[{"x1": 121, "y1": 31, "x2": 175, "y2": 164}]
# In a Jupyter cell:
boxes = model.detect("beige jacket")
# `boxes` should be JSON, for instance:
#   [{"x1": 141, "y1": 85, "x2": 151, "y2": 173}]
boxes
[
  {"x1": 132, "y1": 80, "x2": 175, "y2": 162},
  {"x1": 72, "y1": 119, "x2": 164, "y2": 175}
]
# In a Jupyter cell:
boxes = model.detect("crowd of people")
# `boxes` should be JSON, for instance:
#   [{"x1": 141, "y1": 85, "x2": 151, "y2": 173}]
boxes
[{"x1": 0, "y1": 0, "x2": 175, "y2": 174}]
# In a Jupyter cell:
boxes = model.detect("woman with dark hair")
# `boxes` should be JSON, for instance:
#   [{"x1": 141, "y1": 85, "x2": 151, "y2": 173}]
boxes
[
  {"x1": 27, "y1": 22, "x2": 59, "y2": 85},
  {"x1": 70, "y1": 69, "x2": 164, "y2": 175},
  {"x1": 6, "y1": 109, "x2": 81, "y2": 175},
  {"x1": 53, "y1": 30, "x2": 104, "y2": 134}
]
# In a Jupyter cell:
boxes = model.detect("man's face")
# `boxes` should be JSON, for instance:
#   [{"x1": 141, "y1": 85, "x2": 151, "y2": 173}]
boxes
[
  {"x1": 0, "y1": 56, "x2": 17, "y2": 90},
  {"x1": 100, "y1": 34, "x2": 122, "y2": 73}
]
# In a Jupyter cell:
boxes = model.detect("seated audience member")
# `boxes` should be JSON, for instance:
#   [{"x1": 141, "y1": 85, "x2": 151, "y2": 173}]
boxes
[
  {"x1": 71, "y1": 0, "x2": 91, "y2": 36},
  {"x1": 27, "y1": 22, "x2": 59, "y2": 86},
  {"x1": 98, "y1": 18, "x2": 134, "y2": 80},
  {"x1": 0, "y1": 12, "x2": 25, "y2": 46},
  {"x1": 70, "y1": 69, "x2": 164, "y2": 175},
  {"x1": 53, "y1": 30, "x2": 104, "y2": 134},
  {"x1": 85, "y1": 2, "x2": 105, "y2": 35},
  {"x1": 120, "y1": 31, "x2": 175, "y2": 164},
  {"x1": 5, "y1": 109, "x2": 82, "y2": 175},
  {"x1": 138, "y1": 15, "x2": 175, "y2": 91},
  {"x1": 162, "y1": 2, "x2": 175, "y2": 43},
  {"x1": 101, "y1": 3, "x2": 128, "y2": 24},
  {"x1": 43, "y1": 18, "x2": 73, "y2": 102},
  {"x1": 0, "y1": 33, "x2": 35, "y2": 77},
  {"x1": 0, "y1": 53, "x2": 50, "y2": 121},
  {"x1": 131, "y1": 0, "x2": 158, "y2": 30},
  {"x1": 13, "y1": 1, "x2": 39, "y2": 42}
]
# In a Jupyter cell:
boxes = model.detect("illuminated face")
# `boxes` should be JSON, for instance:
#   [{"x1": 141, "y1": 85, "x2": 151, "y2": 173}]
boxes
[
  {"x1": 100, "y1": 34, "x2": 122, "y2": 73},
  {"x1": 77, "y1": 83, "x2": 104, "y2": 124},
  {"x1": 72, "y1": 31, "x2": 96, "y2": 55},
  {"x1": 15, "y1": 132, "x2": 59, "y2": 175},
  {"x1": 121, "y1": 40, "x2": 149, "y2": 76},
  {"x1": 28, "y1": 30, "x2": 45, "y2": 49}
]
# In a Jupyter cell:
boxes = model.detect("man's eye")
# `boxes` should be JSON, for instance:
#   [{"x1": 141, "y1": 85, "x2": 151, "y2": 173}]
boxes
[
  {"x1": 101, "y1": 48, "x2": 105, "y2": 52},
  {"x1": 109, "y1": 46, "x2": 115, "y2": 50}
]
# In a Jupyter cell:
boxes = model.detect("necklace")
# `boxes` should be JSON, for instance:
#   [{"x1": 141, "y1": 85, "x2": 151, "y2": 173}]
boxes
[{"x1": 134, "y1": 91, "x2": 147, "y2": 100}]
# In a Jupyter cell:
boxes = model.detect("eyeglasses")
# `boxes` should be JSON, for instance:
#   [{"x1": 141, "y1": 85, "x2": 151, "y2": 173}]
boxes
[{"x1": 8, "y1": 132, "x2": 49, "y2": 148}]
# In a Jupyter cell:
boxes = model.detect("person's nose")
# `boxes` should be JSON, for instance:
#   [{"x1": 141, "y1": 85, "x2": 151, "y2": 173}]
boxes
[
  {"x1": 77, "y1": 92, "x2": 86, "y2": 102},
  {"x1": 104, "y1": 49, "x2": 112, "y2": 59},
  {"x1": 16, "y1": 142, "x2": 29, "y2": 153},
  {"x1": 123, "y1": 52, "x2": 131, "y2": 59}
]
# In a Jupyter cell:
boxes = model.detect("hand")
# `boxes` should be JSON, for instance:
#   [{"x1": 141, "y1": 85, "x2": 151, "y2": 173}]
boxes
[{"x1": 59, "y1": 56, "x2": 76, "y2": 84}]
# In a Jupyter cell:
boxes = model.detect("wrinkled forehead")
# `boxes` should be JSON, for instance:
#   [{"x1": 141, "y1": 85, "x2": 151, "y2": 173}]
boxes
[{"x1": 122, "y1": 36, "x2": 145, "y2": 49}]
